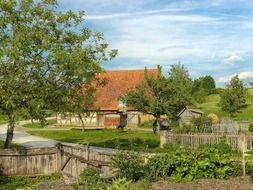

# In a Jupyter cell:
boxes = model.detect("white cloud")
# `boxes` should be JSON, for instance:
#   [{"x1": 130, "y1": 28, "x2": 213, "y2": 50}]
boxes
[
  {"x1": 217, "y1": 71, "x2": 253, "y2": 83},
  {"x1": 223, "y1": 55, "x2": 243, "y2": 65}
]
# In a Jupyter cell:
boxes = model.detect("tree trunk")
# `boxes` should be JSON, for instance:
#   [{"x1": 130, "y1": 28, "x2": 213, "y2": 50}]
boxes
[
  {"x1": 4, "y1": 113, "x2": 15, "y2": 149},
  {"x1": 78, "y1": 113, "x2": 85, "y2": 132},
  {"x1": 153, "y1": 115, "x2": 161, "y2": 134}
]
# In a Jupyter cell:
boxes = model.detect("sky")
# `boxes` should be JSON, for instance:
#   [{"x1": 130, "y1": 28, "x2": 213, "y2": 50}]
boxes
[{"x1": 58, "y1": 0, "x2": 253, "y2": 87}]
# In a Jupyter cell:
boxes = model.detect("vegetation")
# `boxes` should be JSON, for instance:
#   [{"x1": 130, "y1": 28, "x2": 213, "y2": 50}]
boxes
[
  {"x1": 0, "y1": 174, "x2": 60, "y2": 190},
  {"x1": 125, "y1": 64, "x2": 193, "y2": 132},
  {"x1": 0, "y1": 0, "x2": 116, "y2": 148},
  {"x1": 28, "y1": 129, "x2": 160, "y2": 151},
  {"x1": 0, "y1": 140, "x2": 23, "y2": 149},
  {"x1": 219, "y1": 75, "x2": 247, "y2": 116},
  {"x1": 111, "y1": 145, "x2": 242, "y2": 183},
  {"x1": 191, "y1": 114, "x2": 212, "y2": 133},
  {"x1": 22, "y1": 118, "x2": 57, "y2": 128},
  {"x1": 193, "y1": 75, "x2": 216, "y2": 103},
  {"x1": 196, "y1": 88, "x2": 253, "y2": 120}
]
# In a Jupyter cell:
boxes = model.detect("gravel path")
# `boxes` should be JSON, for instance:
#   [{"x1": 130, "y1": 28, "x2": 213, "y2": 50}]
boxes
[{"x1": 0, "y1": 120, "x2": 58, "y2": 148}]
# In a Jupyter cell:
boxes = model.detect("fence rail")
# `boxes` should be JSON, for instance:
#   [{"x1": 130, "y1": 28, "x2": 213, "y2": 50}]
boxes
[
  {"x1": 160, "y1": 131, "x2": 253, "y2": 151},
  {"x1": 0, "y1": 143, "x2": 116, "y2": 178}
]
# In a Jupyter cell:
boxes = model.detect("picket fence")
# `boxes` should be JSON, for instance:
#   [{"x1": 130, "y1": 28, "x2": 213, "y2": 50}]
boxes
[{"x1": 160, "y1": 131, "x2": 253, "y2": 151}]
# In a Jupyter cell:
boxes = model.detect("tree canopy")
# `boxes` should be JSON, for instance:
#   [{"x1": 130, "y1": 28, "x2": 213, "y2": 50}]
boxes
[
  {"x1": 0, "y1": 0, "x2": 117, "y2": 147},
  {"x1": 219, "y1": 75, "x2": 247, "y2": 116},
  {"x1": 124, "y1": 64, "x2": 193, "y2": 132}
]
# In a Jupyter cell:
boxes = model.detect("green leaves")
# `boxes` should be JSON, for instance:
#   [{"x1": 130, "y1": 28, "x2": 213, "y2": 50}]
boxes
[{"x1": 219, "y1": 75, "x2": 247, "y2": 116}]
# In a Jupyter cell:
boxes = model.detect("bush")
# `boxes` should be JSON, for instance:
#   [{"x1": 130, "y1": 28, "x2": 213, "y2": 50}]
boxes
[
  {"x1": 111, "y1": 151, "x2": 146, "y2": 181},
  {"x1": 105, "y1": 178, "x2": 148, "y2": 190},
  {"x1": 249, "y1": 123, "x2": 253, "y2": 132},
  {"x1": 79, "y1": 167, "x2": 105, "y2": 190},
  {"x1": 191, "y1": 114, "x2": 212, "y2": 133},
  {"x1": 146, "y1": 153, "x2": 173, "y2": 180}
]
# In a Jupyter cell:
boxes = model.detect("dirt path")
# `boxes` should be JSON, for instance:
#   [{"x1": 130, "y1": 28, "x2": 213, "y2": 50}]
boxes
[{"x1": 0, "y1": 120, "x2": 58, "y2": 148}]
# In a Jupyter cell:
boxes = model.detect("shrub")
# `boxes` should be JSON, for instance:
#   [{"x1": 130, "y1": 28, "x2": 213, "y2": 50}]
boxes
[
  {"x1": 104, "y1": 178, "x2": 148, "y2": 190},
  {"x1": 146, "y1": 153, "x2": 173, "y2": 180},
  {"x1": 111, "y1": 151, "x2": 146, "y2": 181},
  {"x1": 79, "y1": 167, "x2": 105, "y2": 190},
  {"x1": 249, "y1": 123, "x2": 253, "y2": 132},
  {"x1": 191, "y1": 114, "x2": 212, "y2": 133}
]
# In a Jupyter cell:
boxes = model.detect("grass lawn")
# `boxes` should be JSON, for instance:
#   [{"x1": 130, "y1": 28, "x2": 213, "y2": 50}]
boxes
[
  {"x1": 28, "y1": 129, "x2": 160, "y2": 151},
  {"x1": 0, "y1": 115, "x2": 8, "y2": 124},
  {"x1": 22, "y1": 118, "x2": 57, "y2": 128},
  {"x1": 196, "y1": 89, "x2": 253, "y2": 121}
]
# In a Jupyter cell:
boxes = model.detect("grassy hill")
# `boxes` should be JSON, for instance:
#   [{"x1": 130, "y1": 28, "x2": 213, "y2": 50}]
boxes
[{"x1": 196, "y1": 89, "x2": 253, "y2": 121}]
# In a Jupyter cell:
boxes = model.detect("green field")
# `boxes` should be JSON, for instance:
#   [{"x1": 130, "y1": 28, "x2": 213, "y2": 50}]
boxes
[
  {"x1": 22, "y1": 118, "x2": 57, "y2": 128},
  {"x1": 196, "y1": 89, "x2": 253, "y2": 121},
  {"x1": 28, "y1": 129, "x2": 160, "y2": 151}
]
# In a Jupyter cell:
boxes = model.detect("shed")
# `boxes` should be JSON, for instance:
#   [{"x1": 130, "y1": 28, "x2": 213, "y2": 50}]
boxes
[{"x1": 177, "y1": 107, "x2": 204, "y2": 126}]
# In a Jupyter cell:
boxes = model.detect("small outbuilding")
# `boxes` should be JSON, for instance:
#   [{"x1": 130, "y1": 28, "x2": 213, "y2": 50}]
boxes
[{"x1": 177, "y1": 107, "x2": 204, "y2": 126}]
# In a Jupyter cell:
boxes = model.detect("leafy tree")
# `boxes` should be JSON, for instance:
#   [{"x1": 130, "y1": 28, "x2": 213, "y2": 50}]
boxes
[
  {"x1": 219, "y1": 75, "x2": 247, "y2": 116},
  {"x1": 167, "y1": 63, "x2": 193, "y2": 111},
  {"x1": 0, "y1": 0, "x2": 117, "y2": 148},
  {"x1": 125, "y1": 64, "x2": 193, "y2": 132},
  {"x1": 193, "y1": 75, "x2": 216, "y2": 103}
]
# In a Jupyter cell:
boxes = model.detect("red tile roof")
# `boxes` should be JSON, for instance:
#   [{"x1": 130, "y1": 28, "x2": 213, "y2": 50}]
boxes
[{"x1": 94, "y1": 69, "x2": 158, "y2": 111}]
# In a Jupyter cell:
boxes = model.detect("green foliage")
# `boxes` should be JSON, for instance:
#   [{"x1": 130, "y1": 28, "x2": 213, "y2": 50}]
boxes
[
  {"x1": 138, "y1": 120, "x2": 154, "y2": 128},
  {"x1": 219, "y1": 75, "x2": 247, "y2": 116},
  {"x1": 0, "y1": 0, "x2": 116, "y2": 147},
  {"x1": 22, "y1": 118, "x2": 56, "y2": 128},
  {"x1": 111, "y1": 145, "x2": 240, "y2": 183},
  {"x1": 0, "y1": 174, "x2": 60, "y2": 190},
  {"x1": 79, "y1": 167, "x2": 105, "y2": 190},
  {"x1": 104, "y1": 178, "x2": 147, "y2": 190},
  {"x1": 125, "y1": 64, "x2": 193, "y2": 122},
  {"x1": 146, "y1": 153, "x2": 173, "y2": 180},
  {"x1": 173, "y1": 124, "x2": 197, "y2": 134},
  {"x1": 191, "y1": 114, "x2": 212, "y2": 133},
  {"x1": 249, "y1": 123, "x2": 253, "y2": 132},
  {"x1": 111, "y1": 151, "x2": 146, "y2": 181}
]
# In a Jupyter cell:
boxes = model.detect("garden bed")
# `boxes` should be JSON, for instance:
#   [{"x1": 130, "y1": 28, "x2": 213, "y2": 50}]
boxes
[{"x1": 151, "y1": 176, "x2": 251, "y2": 190}]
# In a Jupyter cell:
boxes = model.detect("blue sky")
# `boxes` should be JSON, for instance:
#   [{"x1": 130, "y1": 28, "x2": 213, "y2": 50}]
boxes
[{"x1": 58, "y1": 0, "x2": 253, "y2": 86}]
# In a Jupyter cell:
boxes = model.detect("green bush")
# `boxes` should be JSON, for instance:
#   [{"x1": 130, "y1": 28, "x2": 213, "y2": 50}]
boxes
[
  {"x1": 79, "y1": 167, "x2": 105, "y2": 190},
  {"x1": 249, "y1": 123, "x2": 253, "y2": 132},
  {"x1": 111, "y1": 151, "x2": 146, "y2": 181},
  {"x1": 104, "y1": 178, "x2": 148, "y2": 190},
  {"x1": 146, "y1": 153, "x2": 174, "y2": 180},
  {"x1": 191, "y1": 114, "x2": 212, "y2": 133}
]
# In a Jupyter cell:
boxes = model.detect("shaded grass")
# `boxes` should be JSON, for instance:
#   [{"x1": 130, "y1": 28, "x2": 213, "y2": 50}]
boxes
[
  {"x1": 196, "y1": 89, "x2": 253, "y2": 121},
  {"x1": 0, "y1": 140, "x2": 24, "y2": 149},
  {"x1": 0, "y1": 174, "x2": 60, "y2": 190},
  {"x1": 22, "y1": 118, "x2": 57, "y2": 128},
  {"x1": 28, "y1": 129, "x2": 160, "y2": 152}
]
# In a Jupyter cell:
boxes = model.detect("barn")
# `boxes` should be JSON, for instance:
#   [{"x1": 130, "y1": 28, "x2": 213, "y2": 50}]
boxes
[{"x1": 57, "y1": 68, "x2": 158, "y2": 128}]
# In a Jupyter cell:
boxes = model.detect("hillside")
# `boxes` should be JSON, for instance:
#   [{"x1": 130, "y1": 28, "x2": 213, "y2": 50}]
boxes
[{"x1": 196, "y1": 89, "x2": 253, "y2": 121}]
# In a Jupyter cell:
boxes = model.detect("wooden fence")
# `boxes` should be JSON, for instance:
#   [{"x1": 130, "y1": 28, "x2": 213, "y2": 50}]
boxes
[
  {"x1": 0, "y1": 147, "x2": 57, "y2": 176},
  {"x1": 160, "y1": 131, "x2": 253, "y2": 151},
  {"x1": 0, "y1": 143, "x2": 116, "y2": 178}
]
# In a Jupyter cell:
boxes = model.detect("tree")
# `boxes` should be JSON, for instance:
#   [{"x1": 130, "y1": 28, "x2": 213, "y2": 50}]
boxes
[
  {"x1": 125, "y1": 64, "x2": 193, "y2": 132},
  {"x1": 219, "y1": 75, "x2": 247, "y2": 116},
  {"x1": 0, "y1": 0, "x2": 117, "y2": 148},
  {"x1": 192, "y1": 75, "x2": 216, "y2": 103},
  {"x1": 167, "y1": 63, "x2": 193, "y2": 113}
]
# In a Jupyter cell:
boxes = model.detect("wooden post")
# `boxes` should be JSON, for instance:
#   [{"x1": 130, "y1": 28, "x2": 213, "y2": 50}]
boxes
[
  {"x1": 160, "y1": 131, "x2": 168, "y2": 148},
  {"x1": 56, "y1": 143, "x2": 62, "y2": 172}
]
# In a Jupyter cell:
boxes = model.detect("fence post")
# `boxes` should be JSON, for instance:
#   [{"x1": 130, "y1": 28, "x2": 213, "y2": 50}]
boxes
[
  {"x1": 160, "y1": 131, "x2": 169, "y2": 148},
  {"x1": 56, "y1": 143, "x2": 62, "y2": 172},
  {"x1": 238, "y1": 134, "x2": 246, "y2": 152}
]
